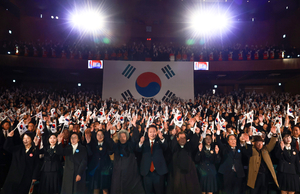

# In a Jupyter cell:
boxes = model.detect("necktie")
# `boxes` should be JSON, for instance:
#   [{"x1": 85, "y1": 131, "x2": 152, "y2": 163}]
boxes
[
  {"x1": 150, "y1": 141, "x2": 155, "y2": 172},
  {"x1": 296, "y1": 139, "x2": 299, "y2": 152}
]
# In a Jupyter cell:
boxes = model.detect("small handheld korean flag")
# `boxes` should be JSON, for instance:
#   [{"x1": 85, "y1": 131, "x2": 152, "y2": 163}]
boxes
[
  {"x1": 215, "y1": 112, "x2": 220, "y2": 126},
  {"x1": 119, "y1": 114, "x2": 125, "y2": 124},
  {"x1": 146, "y1": 116, "x2": 154, "y2": 128},
  {"x1": 36, "y1": 112, "x2": 43, "y2": 120},
  {"x1": 80, "y1": 121, "x2": 87, "y2": 133},
  {"x1": 17, "y1": 120, "x2": 28, "y2": 136},
  {"x1": 174, "y1": 113, "x2": 183, "y2": 128},
  {"x1": 50, "y1": 120, "x2": 57, "y2": 133},
  {"x1": 38, "y1": 119, "x2": 44, "y2": 133},
  {"x1": 247, "y1": 111, "x2": 254, "y2": 124},
  {"x1": 252, "y1": 126, "x2": 262, "y2": 136},
  {"x1": 287, "y1": 104, "x2": 294, "y2": 118},
  {"x1": 159, "y1": 123, "x2": 164, "y2": 131},
  {"x1": 50, "y1": 108, "x2": 55, "y2": 117},
  {"x1": 74, "y1": 109, "x2": 81, "y2": 117}
]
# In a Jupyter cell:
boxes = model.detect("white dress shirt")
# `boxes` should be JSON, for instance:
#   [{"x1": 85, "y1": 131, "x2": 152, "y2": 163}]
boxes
[{"x1": 72, "y1": 143, "x2": 78, "y2": 154}]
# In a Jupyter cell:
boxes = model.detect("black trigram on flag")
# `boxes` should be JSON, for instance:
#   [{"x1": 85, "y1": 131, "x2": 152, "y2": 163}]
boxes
[
  {"x1": 162, "y1": 90, "x2": 176, "y2": 102},
  {"x1": 121, "y1": 90, "x2": 133, "y2": 100},
  {"x1": 161, "y1": 65, "x2": 175, "y2": 79},
  {"x1": 122, "y1": 64, "x2": 136, "y2": 79}
]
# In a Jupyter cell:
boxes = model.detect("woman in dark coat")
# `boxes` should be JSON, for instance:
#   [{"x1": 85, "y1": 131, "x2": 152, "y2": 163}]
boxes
[
  {"x1": 38, "y1": 128, "x2": 63, "y2": 194},
  {"x1": 85, "y1": 130, "x2": 112, "y2": 194},
  {"x1": 1, "y1": 130, "x2": 40, "y2": 194},
  {"x1": 195, "y1": 134, "x2": 220, "y2": 194},
  {"x1": 109, "y1": 129, "x2": 145, "y2": 194},
  {"x1": 56, "y1": 132, "x2": 87, "y2": 194},
  {"x1": 276, "y1": 131, "x2": 300, "y2": 194}
]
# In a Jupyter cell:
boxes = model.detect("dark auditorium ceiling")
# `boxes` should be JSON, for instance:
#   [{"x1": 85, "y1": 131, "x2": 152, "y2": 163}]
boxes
[{"x1": 2, "y1": 0, "x2": 300, "y2": 21}]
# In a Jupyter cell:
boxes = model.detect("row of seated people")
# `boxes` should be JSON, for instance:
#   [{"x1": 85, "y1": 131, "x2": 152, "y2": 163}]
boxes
[{"x1": 1, "y1": 39, "x2": 298, "y2": 61}]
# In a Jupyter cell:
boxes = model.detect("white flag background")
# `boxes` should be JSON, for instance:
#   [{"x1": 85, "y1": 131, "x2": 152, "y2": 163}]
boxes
[{"x1": 102, "y1": 61, "x2": 194, "y2": 100}]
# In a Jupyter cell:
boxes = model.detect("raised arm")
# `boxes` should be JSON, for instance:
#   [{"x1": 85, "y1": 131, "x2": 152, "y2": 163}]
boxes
[{"x1": 265, "y1": 126, "x2": 278, "y2": 153}]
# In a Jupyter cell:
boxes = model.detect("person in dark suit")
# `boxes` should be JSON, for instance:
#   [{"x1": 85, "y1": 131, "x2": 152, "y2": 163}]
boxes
[
  {"x1": 1, "y1": 131, "x2": 40, "y2": 194},
  {"x1": 216, "y1": 125, "x2": 245, "y2": 194},
  {"x1": 137, "y1": 125, "x2": 168, "y2": 194},
  {"x1": 276, "y1": 131, "x2": 300, "y2": 194},
  {"x1": 57, "y1": 132, "x2": 87, "y2": 194},
  {"x1": 0, "y1": 120, "x2": 12, "y2": 190},
  {"x1": 38, "y1": 127, "x2": 63, "y2": 194},
  {"x1": 195, "y1": 134, "x2": 220, "y2": 194},
  {"x1": 85, "y1": 129, "x2": 112, "y2": 194}
]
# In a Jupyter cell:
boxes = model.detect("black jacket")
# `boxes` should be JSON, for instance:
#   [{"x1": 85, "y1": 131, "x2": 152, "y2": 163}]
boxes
[
  {"x1": 2, "y1": 137, "x2": 40, "y2": 194},
  {"x1": 216, "y1": 135, "x2": 245, "y2": 178},
  {"x1": 276, "y1": 145, "x2": 300, "y2": 174},
  {"x1": 195, "y1": 145, "x2": 220, "y2": 175},
  {"x1": 56, "y1": 143, "x2": 87, "y2": 194}
]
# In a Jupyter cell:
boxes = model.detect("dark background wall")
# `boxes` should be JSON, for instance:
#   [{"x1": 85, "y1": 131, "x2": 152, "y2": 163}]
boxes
[{"x1": 1, "y1": 55, "x2": 299, "y2": 95}]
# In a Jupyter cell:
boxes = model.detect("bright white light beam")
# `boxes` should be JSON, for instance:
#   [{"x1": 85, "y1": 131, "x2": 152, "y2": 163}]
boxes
[
  {"x1": 71, "y1": 9, "x2": 104, "y2": 32},
  {"x1": 190, "y1": 11, "x2": 230, "y2": 35}
]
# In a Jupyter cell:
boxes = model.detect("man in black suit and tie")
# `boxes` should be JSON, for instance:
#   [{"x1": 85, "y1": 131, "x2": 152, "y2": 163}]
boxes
[
  {"x1": 216, "y1": 125, "x2": 245, "y2": 194},
  {"x1": 137, "y1": 125, "x2": 168, "y2": 194}
]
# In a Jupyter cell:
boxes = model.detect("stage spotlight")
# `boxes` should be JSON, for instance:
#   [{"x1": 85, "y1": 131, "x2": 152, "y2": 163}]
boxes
[
  {"x1": 70, "y1": 10, "x2": 104, "y2": 32},
  {"x1": 190, "y1": 10, "x2": 230, "y2": 35},
  {"x1": 78, "y1": 83, "x2": 81, "y2": 87}
]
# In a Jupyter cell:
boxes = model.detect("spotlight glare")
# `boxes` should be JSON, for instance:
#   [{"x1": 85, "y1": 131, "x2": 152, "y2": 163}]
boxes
[
  {"x1": 13, "y1": 80, "x2": 16, "y2": 83},
  {"x1": 71, "y1": 10, "x2": 104, "y2": 32},
  {"x1": 214, "y1": 85, "x2": 218, "y2": 88},
  {"x1": 278, "y1": 83, "x2": 281, "y2": 86},
  {"x1": 190, "y1": 11, "x2": 230, "y2": 35},
  {"x1": 78, "y1": 83, "x2": 81, "y2": 87},
  {"x1": 51, "y1": 16, "x2": 54, "y2": 19},
  {"x1": 283, "y1": 34, "x2": 286, "y2": 38}
]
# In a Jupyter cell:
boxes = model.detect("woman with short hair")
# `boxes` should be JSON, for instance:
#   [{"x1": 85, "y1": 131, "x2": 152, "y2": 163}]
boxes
[
  {"x1": 276, "y1": 131, "x2": 300, "y2": 194},
  {"x1": 2, "y1": 131, "x2": 40, "y2": 194},
  {"x1": 85, "y1": 130, "x2": 112, "y2": 194},
  {"x1": 38, "y1": 127, "x2": 63, "y2": 194},
  {"x1": 57, "y1": 132, "x2": 87, "y2": 194}
]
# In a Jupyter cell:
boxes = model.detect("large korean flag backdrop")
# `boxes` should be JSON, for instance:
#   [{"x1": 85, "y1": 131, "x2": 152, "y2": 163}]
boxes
[{"x1": 102, "y1": 61, "x2": 194, "y2": 101}]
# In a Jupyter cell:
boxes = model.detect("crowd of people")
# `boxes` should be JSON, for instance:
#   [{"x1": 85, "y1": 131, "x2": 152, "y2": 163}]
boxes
[
  {"x1": 1, "y1": 39, "x2": 298, "y2": 61},
  {"x1": 1, "y1": 87, "x2": 300, "y2": 194}
]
